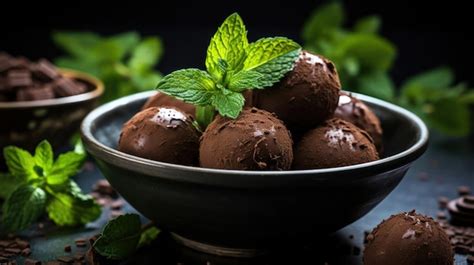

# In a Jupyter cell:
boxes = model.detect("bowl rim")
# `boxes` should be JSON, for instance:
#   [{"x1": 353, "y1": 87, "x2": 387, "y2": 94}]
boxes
[
  {"x1": 81, "y1": 90, "x2": 429, "y2": 180},
  {"x1": 0, "y1": 68, "x2": 104, "y2": 109}
]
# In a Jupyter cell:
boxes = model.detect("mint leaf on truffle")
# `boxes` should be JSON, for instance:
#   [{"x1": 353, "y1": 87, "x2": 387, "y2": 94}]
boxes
[
  {"x1": 2, "y1": 185, "x2": 46, "y2": 232},
  {"x1": 93, "y1": 214, "x2": 142, "y2": 260},
  {"x1": 228, "y1": 70, "x2": 264, "y2": 91},
  {"x1": 243, "y1": 37, "x2": 301, "y2": 88},
  {"x1": 211, "y1": 91, "x2": 245, "y2": 118},
  {"x1": 206, "y1": 13, "x2": 248, "y2": 80},
  {"x1": 156, "y1": 69, "x2": 215, "y2": 105}
]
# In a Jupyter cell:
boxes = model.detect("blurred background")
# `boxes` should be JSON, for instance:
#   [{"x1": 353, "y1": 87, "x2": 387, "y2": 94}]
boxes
[{"x1": 2, "y1": 0, "x2": 474, "y2": 136}]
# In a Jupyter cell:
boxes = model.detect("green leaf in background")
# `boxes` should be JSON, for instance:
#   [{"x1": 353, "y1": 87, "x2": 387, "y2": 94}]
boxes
[
  {"x1": 52, "y1": 32, "x2": 101, "y2": 59},
  {"x1": 156, "y1": 69, "x2": 216, "y2": 105},
  {"x1": 228, "y1": 70, "x2": 264, "y2": 91},
  {"x1": 243, "y1": 37, "x2": 301, "y2": 87},
  {"x1": 206, "y1": 13, "x2": 249, "y2": 80},
  {"x1": 3, "y1": 146, "x2": 37, "y2": 181},
  {"x1": 93, "y1": 214, "x2": 142, "y2": 260},
  {"x1": 331, "y1": 34, "x2": 396, "y2": 72},
  {"x1": 53, "y1": 31, "x2": 164, "y2": 103},
  {"x1": 357, "y1": 72, "x2": 395, "y2": 101},
  {"x1": 354, "y1": 15, "x2": 381, "y2": 34},
  {"x1": 46, "y1": 184, "x2": 101, "y2": 226},
  {"x1": 128, "y1": 37, "x2": 163, "y2": 73},
  {"x1": 211, "y1": 91, "x2": 245, "y2": 118},
  {"x1": 34, "y1": 140, "x2": 54, "y2": 172},
  {"x1": 2, "y1": 185, "x2": 46, "y2": 232},
  {"x1": 427, "y1": 97, "x2": 471, "y2": 136},
  {"x1": 401, "y1": 67, "x2": 454, "y2": 93},
  {"x1": 302, "y1": 2, "x2": 344, "y2": 43},
  {"x1": 0, "y1": 173, "x2": 22, "y2": 199}
]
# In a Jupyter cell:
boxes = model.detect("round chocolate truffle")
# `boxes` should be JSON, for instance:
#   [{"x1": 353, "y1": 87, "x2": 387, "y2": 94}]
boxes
[
  {"x1": 253, "y1": 50, "x2": 341, "y2": 129},
  {"x1": 199, "y1": 107, "x2": 293, "y2": 170},
  {"x1": 293, "y1": 118, "x2": 379, "y2": 169},
  {"x1": 118, "y1": 107, "x2": 200, "y2": 166},
  {"x1": 142, "y1": 93, "x2": 196, "y2": 117},
  {"x1": 364, "y1": 211, "x2": 454, "y2": 265},
  {"x1": 334, "y1": 92, "x2": 383, "y2": 152}
]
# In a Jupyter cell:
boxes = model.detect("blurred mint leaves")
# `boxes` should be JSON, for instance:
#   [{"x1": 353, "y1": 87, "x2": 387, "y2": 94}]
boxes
[
  {"x1": 157, "y1": 13, "x2": 300, "y2": 126},
  {"x1": 53, "y1": 31, "x2": 163, "y2": 103},
  {"x1": 303, "y1": 2, "x2": 474, "y2": 136},
  {"x1": 0, "y1": 140, "x2": 100, "y2": 232}
]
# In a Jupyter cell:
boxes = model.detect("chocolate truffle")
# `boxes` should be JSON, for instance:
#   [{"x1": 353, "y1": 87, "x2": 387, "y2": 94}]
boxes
[
  {"x1": 293, "y1": 118, "x2": 378, "y2": 169},
  {"x1": 364, "y1": 211, "x2": 454, "y2": 265},
  {"x1": 199, "y1": 107, "x2": 293, "y2": 170},
  {"x1": 118, "y1": 107, "x2": 200, "y2": 166},
  {"x1": 253, "y1": 50, "x2": 341, "y2": 129},
  {"x1": 142, "y1": 93, "x2": 196, "y2": 117},
  {"x1": 334, "y1": 92, "x2": 383, "y2": 152}
]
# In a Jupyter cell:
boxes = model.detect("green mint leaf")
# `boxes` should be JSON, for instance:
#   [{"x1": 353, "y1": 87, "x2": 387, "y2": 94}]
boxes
[
  {"x1": 156, "y1": 69, "x2": 216, "y2": 105},
  {"x1": 331, "y1": 33, "x2": 396, "y2": 72},
  {"x1": 93, "y1": 214, "x2": 142, "y2": 260},
  {"x1": 46, "y1": 181, "x2": 101, "y2": 226},
  {"x1": 401, "y1": 67, "x2": 454, "y2": 92},
  {"x1": 460, "y1": 90, "x2": 474, "y2": 104},
  {"x1": 3, "y1": 146, "x2": 36, "y2": 180},
  {"x1": 228, "y1": 70, "x2": 264, "y2": 91},
  {"x1": 206, "y1": 13, "x2": 248, "y2": 80},
  {"x1": 0, "y1": 173, "x2": 23, "y2": 199},
  {"x1": 427, "y1": 97, "x2": 470, "y2": 136},
  {"x1": 94, "y1": 32, "x2": 140, "y2": 62},
  {"x1": 52, "y1": 31, "x2": 101, "y2": 59},
  {"x1": 138, "y1": 226, "x2": 160, "y2": 248},
  {"x1": 46, "y1": 151, "x2": 85, "y2": 185},
  {"x1": 211, "y1": 91, "x2": 245, "y2": 118},
  {"x1": 2, "y1": 185, "x2": 46, "y2": 232},
  {"x1": 302, "y1": 2, "x2": 344, "y2": 43},
  {"x1": 354, "y1": 15, "x2": 381, "y2": 34},
  {"x1": 74, "y1": 138, "x2": 86, "y2": 156},
  {"x1": 196, "y1": 105, "x2": 216, "y2": 129},
  {"x1": 34, "y1": 140, "x2": 54, "y2": 172},
  {"x1": 131, "y1": 70, "x2": 162, "y2": 91},
  {"x1": 243, "y1": 37, "x2": 301, "y2": 88},
  {"x1": 356, "y1": 72, "x2": 395, "y2": 101},
  {"x1": 128, "y1": 37, "x2": 163, "y2": 73}
]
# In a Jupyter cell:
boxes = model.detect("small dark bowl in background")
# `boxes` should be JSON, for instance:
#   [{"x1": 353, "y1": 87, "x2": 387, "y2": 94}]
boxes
[
  {"x1": 0, "y1": 69, "x2": 103, "y2": 156},
  {"x1": 81, "y1": 91, "x2": 428, "y2": 257}
]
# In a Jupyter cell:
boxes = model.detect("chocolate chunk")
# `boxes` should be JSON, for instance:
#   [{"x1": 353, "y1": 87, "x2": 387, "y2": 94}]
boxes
[
  {"x1": 16, "y1": 86, "x2": 55, "y2": 101},
  {"x1": 74, "y1": 252, "x2": 85, "y2": 261},
  {"x1": 93, "y1": 180, "x2": 117, "y2": 197},
  {"x1": 110, "y1": 199, "x2": 124, "y2": 210},
  {"x1": 0, "y1": 53, "x2": 14, "y2": 72},
  {"x1": 4, "y1": 248, "x2": 21, "y2": 254},
  {"x1": 24, "y1": 259, "x2": 41, "y2": 265},
  {"x1": 75, "y1": 238, "x2": 87, "y2": 248},
  {"x1": 458, "y1": 186, "x2": 471, "y2": 196},
  {"x1": 468, "y1": 255, "x2": 474, "y2": 265},
  {"x1": 438, "y1": 196, "x2": 450, "y2": 209},
  {"x1": 45, "y1": 262, "x2": 62, "y2": 265},
  {"x1": 15, "y1": 239, "x2": 30, "y2": 249},
  {"x1": 32, "y1": 59, "x2": 61, "y2": 81},
  {"x1": 21, "y1": 248, "x2": 32, "y2": 257},
  {"x1": 7, "y1": 70, "x2": 32, "y2": 88},
  {"x1": 54, "y1": 78, "x2": 85, "y2": 97},
  {"x1": 64, "y1": 245, "x2": 72, "y2": 252}
]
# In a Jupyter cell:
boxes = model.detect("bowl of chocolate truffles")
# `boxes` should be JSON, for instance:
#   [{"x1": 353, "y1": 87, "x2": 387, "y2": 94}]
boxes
[
  {"x1": 81, "y1": 14, "x2": 428, "y2": 257},
  {"x1": 0, "y1": 52, "x2": 104, "y2": 153}
]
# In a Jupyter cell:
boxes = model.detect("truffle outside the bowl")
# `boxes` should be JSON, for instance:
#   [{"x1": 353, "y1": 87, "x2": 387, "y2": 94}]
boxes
[
  {"x1": 0, "y1": 69, "x2": 104, "y2": 154},
  {"x1": 81, "y1": 91, "x2": 428, "y2": 257}
]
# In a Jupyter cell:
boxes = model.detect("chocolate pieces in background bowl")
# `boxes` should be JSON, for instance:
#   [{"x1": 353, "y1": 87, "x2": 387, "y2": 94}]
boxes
[{"x1": 0, "y1": 52, "x2": 87, "y2": 102}]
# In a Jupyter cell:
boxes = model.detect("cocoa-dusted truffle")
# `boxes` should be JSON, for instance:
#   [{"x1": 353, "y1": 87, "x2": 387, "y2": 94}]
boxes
[
  {"x1": 293, "y1": 118, "x2": 378, "y2": 169},
  {"x1": 253, "y1": 50, "x2": 341, "y2": 129},
  {"x1": 334, "y1": 92, "x2": 383, "y2": 152},
  {"x1": 199, "y1": 107, "x2": 293, "y2": 170},
  {"x1": 364, "y1": 211, "x2": 454, "y2": 265},
  {"x1": 142, "y1": 93, "x2": 196, "y2": 117},
  {"x1": 118, "y1": 107, "x2": 200, "y2": 166}
]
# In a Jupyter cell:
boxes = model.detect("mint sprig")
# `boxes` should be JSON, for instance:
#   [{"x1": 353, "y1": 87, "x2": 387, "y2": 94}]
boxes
[
  {"x1": 157, "y1": 12, "x2": 301, "y2": 125},
  {"x1": 0, "y1": 140, "x2": 101, "y2": 232},
  {"x1": 93, "y1": 214, "x2": 160, "y2": 260}
]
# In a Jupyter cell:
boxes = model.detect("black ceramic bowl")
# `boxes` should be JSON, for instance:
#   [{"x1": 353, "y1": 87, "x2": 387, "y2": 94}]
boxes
[
  {"x1": 0, "y1": 69, "x2": 104, "y2": 153},
  {"x1": 81, "y1": 91, "x2": 428, "y2": 256}
]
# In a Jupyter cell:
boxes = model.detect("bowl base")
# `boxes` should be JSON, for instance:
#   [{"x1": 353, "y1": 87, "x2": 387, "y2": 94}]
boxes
[{"x1": 171, "y1": 233, "x2": 266, "y2": 258}]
